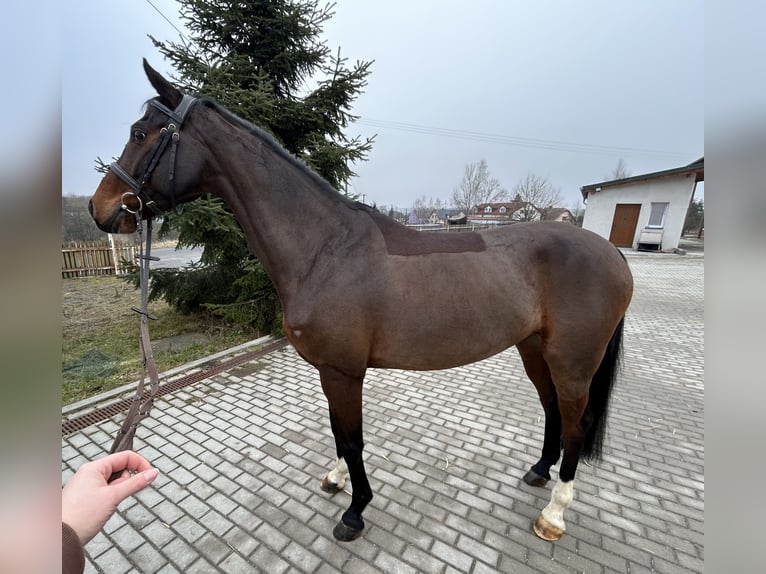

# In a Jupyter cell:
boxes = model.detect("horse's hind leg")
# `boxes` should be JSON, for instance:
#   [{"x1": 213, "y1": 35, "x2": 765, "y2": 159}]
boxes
[
  {"x1": 317, "y1": 365, "x2": 373, "y2": 541},
  {"x1": 532, "y1": 392, "x2": 589, "y2": 540},
  {"x1": 517, "y1": 336, "x2": 584, "y2": 541},
  {"x1": 531, "y1": 316, "x2": 624, "y2": 540},
  {"x1": 517, "y1": 335, "x2": 562, "y2": 487}
]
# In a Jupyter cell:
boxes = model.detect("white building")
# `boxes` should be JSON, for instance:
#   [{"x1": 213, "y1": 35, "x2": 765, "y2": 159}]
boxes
[{"x1": 580, "y1": 158, "x2": 703, "y2": 251}]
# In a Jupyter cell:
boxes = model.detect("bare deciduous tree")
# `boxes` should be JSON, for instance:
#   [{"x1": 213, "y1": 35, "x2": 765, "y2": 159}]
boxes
[
  {"x1": 683, "y1": 198, "x2": 704, "y2": 237},
  {"x1": 569, "y1": 199, "x2": 586, "y2": 227},
  {"x1": 511, "y1": 173, "x2": 563, "y2": 221},
  {"x1": 608, "y1": 158, "x2": 630, "y2": 180},
  {"x1": 62, "y1": 195, "x2": 104, "y2": 242},
  {"x1": 411, "y1": 195, "x2": 444, "y2": 223},
  {"x1": 451, "y1": 160, "x2": 507, "y2": 213}
]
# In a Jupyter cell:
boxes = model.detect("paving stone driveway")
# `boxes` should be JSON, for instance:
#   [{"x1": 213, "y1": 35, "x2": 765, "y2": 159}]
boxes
[{"x1": 61, "y1": 254, "x2": 704, "y2": 573}]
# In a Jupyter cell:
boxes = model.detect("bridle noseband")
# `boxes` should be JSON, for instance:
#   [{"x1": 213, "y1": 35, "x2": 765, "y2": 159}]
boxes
[{"x1": 110, "y1": 94, "x2": 196, "y2": 218}]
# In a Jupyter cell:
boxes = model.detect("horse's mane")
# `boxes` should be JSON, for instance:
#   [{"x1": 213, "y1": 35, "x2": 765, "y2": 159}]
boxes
[{"x1": 192, "y1": 96, "x2": 373, "y2": 213}]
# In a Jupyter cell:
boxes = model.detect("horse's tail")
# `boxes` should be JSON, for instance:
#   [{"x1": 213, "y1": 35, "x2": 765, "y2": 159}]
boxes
[{"x1": 582, "y1": 316, "x2": 625, "y2": 461}]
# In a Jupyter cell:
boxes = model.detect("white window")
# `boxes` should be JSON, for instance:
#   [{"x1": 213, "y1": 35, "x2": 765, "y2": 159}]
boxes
[
  {"x1": 484, "y1": 205, "x2": 492, "y2": 213},
  {"x1": 647, "y1": 202, "x2": 668, "y2": 228},
  {"x1": 499, "y1": 206, "x2": 507, "y2": 213}
]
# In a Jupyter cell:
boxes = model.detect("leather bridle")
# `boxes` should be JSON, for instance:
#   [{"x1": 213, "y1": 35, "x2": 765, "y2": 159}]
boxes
[{"x1": 110, "y1": 94, "x2": 197, "y2": 217}]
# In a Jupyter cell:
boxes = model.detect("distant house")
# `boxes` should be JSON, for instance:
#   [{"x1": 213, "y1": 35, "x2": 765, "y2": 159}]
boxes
[
  {"x1": 580, "y1": 158, "x2": 704, "y2": 251},
  {"x1": 542, "y1": 208, "x2": 574, "y2": 223},
  {"x1": 405, "y1": 209, "x2": 463, "y2": 227},
  {"x1": 469, "y1": 202, "x2": 542, "y2": 224},
  {"x1": 423, "y1": 209, "x2": 465, "y2": 225}
]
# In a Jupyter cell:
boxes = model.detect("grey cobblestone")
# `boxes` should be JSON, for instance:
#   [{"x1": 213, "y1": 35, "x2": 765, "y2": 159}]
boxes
[
  {"x1": 374, "y1": 550, "x2": 419, "y2": 574},
  {"x1": 89, "y1": 547, "x2": 130, "y2": 573},
  {"x1": 63, "y1": 255, "x2": 703, "y2": 572},
  {"x1": 129, "y1": 542, "x2": 168, "y2": 573}
]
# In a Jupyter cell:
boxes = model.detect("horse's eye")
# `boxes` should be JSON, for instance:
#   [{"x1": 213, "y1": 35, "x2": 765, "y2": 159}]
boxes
[{"x1": 133, "y1": 130, "x2": 146, "y2": 143}]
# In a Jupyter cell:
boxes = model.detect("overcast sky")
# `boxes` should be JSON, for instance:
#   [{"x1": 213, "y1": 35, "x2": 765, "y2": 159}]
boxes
[{"x1": 62, "y1": 0, "x2": 704, "y2": 211}]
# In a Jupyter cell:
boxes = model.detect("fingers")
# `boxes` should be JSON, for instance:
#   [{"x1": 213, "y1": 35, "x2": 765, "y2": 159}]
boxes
[
  {"x1": 107, "y1": 469, "x2": 132, "y2": 485},
  {"x1": 61, "y1": 452, "x2": 160, "y2": 546},
  {"x1": 92, "y1": 450, "x2": 152, "y2": 480},
  {"x1": 108, "y1": 467, "x2": 160, "y2": 500}
]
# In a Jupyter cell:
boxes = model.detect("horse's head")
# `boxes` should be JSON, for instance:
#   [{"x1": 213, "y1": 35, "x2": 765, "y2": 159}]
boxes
[{"x1": 89, "y1": 60, "x2": 207, "y2": 233}]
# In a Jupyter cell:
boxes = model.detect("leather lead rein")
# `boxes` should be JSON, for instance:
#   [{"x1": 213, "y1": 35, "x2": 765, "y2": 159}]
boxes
[
  {"x1": 107, "y1": 217, "x2": 161, "y2": 482},
  {"x1": 105, "y1": 95, "x2": 196, "y2": 482}
]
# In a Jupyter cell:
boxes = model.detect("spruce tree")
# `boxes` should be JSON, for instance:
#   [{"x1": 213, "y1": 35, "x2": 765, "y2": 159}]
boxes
[{"x1": 145, "y1": 0, "x2": 374, "y2": 334}]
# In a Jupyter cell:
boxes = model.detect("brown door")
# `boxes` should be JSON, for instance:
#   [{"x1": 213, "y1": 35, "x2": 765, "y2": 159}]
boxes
[{"x1": 609, "y1": 204, "x2": 641, "y2": 247}]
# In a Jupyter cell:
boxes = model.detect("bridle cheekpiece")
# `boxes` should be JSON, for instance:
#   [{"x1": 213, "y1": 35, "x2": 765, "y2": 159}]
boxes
[{"x1": 110, "y1": 94, "x2": 196, "y2": 219}]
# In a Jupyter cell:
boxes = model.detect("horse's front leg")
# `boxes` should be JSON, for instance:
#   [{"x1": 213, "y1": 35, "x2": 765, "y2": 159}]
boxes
[
  {"x1": 319, "y1": 411, "x2": 350, "y2": 494},
  {"x1": 317, "y1": 365, "x2": 373, "y2": 541},
  {"x1": 319, "y1": 439, "x2": 349, "y2": 493}
]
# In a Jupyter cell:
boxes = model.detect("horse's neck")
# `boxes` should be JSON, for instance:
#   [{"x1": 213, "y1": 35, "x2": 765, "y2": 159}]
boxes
[{"x1": 203, "y1": 112, "x2": 358, "y2": 295}]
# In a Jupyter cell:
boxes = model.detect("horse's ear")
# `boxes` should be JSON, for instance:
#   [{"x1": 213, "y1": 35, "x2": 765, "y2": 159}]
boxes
[{"x1": 143, "y1": 58, "x2": 182, "y2": 108}]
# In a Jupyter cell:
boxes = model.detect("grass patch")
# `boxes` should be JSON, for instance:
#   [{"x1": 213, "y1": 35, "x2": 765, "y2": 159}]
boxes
[{"x1": 62, "y1": 275, "x2": 261, "y2": 405}]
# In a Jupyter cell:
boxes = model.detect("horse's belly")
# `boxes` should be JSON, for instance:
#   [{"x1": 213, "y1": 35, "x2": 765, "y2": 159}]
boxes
[
  {"x1": 368, "y1": 345, "x2": 509, "y2": 371},
  {"x1": 368, "y1": 319, "x2": 528, "y2": 371}
]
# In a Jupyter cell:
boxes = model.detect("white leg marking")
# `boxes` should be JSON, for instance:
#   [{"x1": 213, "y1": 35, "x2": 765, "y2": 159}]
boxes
[
  {"x1": 540, "y1": 479, "x2": 574, "y2": 532},
  {"x1": 326, "y1": 457, "x2": 349, "y2": 488}
]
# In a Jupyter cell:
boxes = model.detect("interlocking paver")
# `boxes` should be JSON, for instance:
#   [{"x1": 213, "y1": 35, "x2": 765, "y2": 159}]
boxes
[
  {"x1": 129, "y1": 543, "x2": 167, "y2": 573},
  {"x1": 62, "y1": 253, "x2": 704, "y2": 572}
]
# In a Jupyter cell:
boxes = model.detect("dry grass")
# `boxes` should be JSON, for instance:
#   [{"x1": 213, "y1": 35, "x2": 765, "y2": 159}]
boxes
[{"x1": 62, "y1": 275, "x2": 260, "y2": 405}]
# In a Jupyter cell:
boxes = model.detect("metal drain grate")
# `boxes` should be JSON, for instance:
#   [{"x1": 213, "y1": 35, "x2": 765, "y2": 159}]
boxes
[{"x1": 62, "y1": 339, "x2": 288, "y2": 437}]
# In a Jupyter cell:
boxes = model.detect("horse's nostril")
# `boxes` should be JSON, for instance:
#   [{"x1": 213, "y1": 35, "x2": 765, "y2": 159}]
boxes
[{"x1": 88, "y1": 199, "x2": 94, "y2": 217}]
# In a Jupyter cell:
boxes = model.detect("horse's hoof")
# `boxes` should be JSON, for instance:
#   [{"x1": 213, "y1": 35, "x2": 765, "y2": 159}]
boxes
[
  {"x1": 333, "y1": 520, "x2": 363, "y2": 541},
  {"x1": 320, "y1": 476, "x2": 343, "y2": 494},
  {"x1": 522, "y1": 469, "x2": 549, "y2": 487},
  {"x1": 532, "y1": 515, "x2": 564, "y2": 541}
]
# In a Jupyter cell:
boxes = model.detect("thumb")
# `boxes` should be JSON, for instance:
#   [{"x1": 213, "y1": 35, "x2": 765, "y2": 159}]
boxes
[{"x1": 109, "y1": 468, "x2": 159, "y2": 501}]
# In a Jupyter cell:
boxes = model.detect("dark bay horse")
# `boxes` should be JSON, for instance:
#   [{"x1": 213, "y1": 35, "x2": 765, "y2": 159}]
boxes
[{"x1": 89, "y1": 60, "x2": 633, "y2": 542}]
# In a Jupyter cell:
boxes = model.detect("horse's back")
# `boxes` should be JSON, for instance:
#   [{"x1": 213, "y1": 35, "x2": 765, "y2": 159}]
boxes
[{"x1": 482, "y1": 222, "x2": 631, "y2": 290}]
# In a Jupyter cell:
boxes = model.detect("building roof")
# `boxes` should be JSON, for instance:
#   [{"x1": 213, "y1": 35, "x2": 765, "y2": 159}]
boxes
[
  {"x1": 542, "y1": 208, "x2": 573, "y2": 221},
  {"x1": 474, "y1": 202, "x2": 532, "y2": 213},
  {"x1": 430, "y1": 209, "x2": 464, "y2": 219},
  {"x1": 580, "y1": 157, "x2": 704, "y2": 201}
]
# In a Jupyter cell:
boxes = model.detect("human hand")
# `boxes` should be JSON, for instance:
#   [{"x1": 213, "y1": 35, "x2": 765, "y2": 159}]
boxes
[{"x1": 61, "y1": 451, "x2": 159, "y2": 545}]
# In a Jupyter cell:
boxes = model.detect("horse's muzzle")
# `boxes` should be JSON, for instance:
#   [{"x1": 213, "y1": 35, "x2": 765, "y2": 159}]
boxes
[{"x1": 89, "y1": 199, "x2": 131, "y2": 234}]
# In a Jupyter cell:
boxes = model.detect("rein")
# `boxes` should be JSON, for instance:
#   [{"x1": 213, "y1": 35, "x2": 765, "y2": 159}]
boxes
[
  {"x1": 106, "y1": 94, "x2": 196, "y2": 481},
  {"x1": 107, "y1": 215, "x2": 160, "y2": 478}
]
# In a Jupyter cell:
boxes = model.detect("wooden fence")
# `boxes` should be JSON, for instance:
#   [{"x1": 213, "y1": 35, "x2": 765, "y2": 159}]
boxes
[{"x1": 62, "y1": 237, "x2": 137, "y2": 278}]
